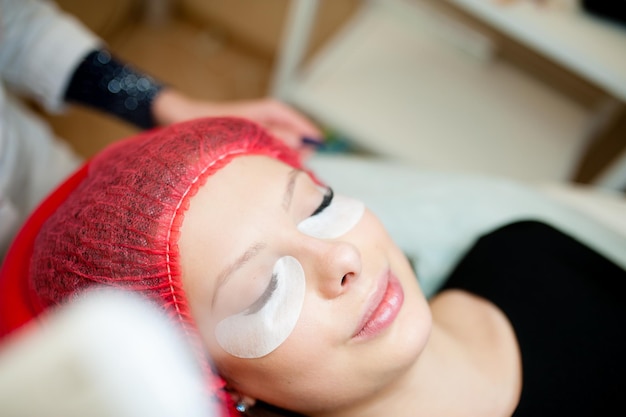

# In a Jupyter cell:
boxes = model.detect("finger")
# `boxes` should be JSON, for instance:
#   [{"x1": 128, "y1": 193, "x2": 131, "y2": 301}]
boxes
[
  {"x1": 266, "y1": 125, "x2": 302, "y2": 149},
  {"x1": 263, "y1": 100, "x2": 323, "y2": 139},
  {"x1": 265, "y1": 125, "x2": 317, "y2": 160}
]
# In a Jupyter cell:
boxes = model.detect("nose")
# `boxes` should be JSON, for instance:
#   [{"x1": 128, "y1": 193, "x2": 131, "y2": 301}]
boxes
[{"x1": 306, "y1": 240, "x2": 362, "y2": 299}]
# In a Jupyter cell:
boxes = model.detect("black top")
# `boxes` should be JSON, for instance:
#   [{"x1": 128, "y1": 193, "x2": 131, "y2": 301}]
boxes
[{"x1": 440, "y1": 220, "x2": 626, "y2": 416}]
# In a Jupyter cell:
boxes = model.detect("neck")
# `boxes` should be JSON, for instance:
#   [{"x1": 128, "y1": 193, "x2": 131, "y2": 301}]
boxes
[{"x1": 405, "y1": 322, "x2": 518, "y2": 417}]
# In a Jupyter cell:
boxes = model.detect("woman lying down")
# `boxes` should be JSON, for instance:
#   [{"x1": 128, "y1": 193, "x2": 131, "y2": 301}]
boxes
[{"x1": 0, "y1": 117, "x2": 624, "y2": 417}]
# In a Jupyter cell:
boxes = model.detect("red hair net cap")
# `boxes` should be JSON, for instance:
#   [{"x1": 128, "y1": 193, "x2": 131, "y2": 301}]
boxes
[{"x1": 7, "y1": 117, "x2": 304, "y2": 417}]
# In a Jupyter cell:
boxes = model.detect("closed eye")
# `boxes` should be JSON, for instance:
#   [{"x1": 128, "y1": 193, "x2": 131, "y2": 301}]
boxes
[
  {"x1": 245, "y1": 273, "x2": 278, "y2": 315},
  {"x1": 311, "y1": 187, "x2": 334, "y2": 216},
  {"x1": 297, "y1": 190, "x2": 365, "y2": 240}
]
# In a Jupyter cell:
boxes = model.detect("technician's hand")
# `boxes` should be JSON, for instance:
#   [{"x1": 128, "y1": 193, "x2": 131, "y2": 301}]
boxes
[{"x1": 152, "y1": 89, "x2": 323, "y2": 160}]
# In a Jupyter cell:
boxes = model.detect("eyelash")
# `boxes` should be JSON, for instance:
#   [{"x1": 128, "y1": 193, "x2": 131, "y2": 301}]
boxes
[
  {"x1": 246, "y1": 273, "x2": 278, "y2": 315},
  {"x1": 311, "y1": 187, "x2": 334, "y2": 216}
]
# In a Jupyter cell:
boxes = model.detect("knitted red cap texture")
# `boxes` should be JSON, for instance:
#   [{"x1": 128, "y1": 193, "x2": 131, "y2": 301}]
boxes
[{"x1": 28, "y1": 116, "x2": 303, "y2": 417}]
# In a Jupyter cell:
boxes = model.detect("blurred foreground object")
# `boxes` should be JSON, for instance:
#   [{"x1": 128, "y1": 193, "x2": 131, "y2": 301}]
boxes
[{"x1": 0, "y1": 288, "x2": 217, "y2": 417}]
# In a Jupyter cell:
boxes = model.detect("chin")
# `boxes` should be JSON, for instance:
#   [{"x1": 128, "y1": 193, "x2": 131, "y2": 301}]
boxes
[{"x1": 391, "y1": 260, "x2": 433, "y2": 362}]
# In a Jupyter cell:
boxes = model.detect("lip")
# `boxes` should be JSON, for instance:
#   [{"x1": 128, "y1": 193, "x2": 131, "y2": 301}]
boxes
[{"x1": 352, "y1": 270, "x2": 404, "y2": 341}]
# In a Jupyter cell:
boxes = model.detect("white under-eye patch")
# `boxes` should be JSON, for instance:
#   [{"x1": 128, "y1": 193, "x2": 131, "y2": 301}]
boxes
[
  {"x1": 297, "y1": 194, "x2": 365, "y2": 239},
  {"x1": 215, "y1": 256, "x2": 305, "y2": 359}
]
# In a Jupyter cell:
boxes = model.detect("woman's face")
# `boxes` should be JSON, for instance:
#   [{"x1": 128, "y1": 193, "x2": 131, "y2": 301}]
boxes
[{"x1": 179, "y1": 155, "x2": 432, "y2": 415}]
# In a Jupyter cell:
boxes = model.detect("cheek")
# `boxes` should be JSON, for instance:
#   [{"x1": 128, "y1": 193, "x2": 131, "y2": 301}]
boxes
[
  {"x1": 214, "y1": 256, "x2": 306, "y2": 359},
  {"x1": 214, "y1": 303, "x2": 337, "y2": 403}
]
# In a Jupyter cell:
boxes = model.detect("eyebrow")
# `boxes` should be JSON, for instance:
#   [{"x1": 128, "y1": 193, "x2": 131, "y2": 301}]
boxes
[
  {"x1": 282, "y1": 168, "x2": 302, "y2": 211},
  {"x1": 212, "y1": 242, "x2": 266, "y2": 305},
  {"x1": 212, "y1": 168, "x2": 302, "y2": 305}
]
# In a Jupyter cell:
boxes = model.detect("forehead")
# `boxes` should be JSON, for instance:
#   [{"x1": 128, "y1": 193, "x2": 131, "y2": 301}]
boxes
[
  {"x1": 191, "y1": 155, "x2": 304, "y2": 224},
  {"x1": 177, "y1": 155, "x2": 298, "y2": 299},
  {"x1": 179, "y1": 153, "x2": 294, "y2": 238}
]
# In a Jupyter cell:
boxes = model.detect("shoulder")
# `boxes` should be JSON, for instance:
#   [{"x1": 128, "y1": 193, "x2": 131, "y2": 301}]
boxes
[{"x1": 477, "y1": 220, "x2": 571, "y2": 247}]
